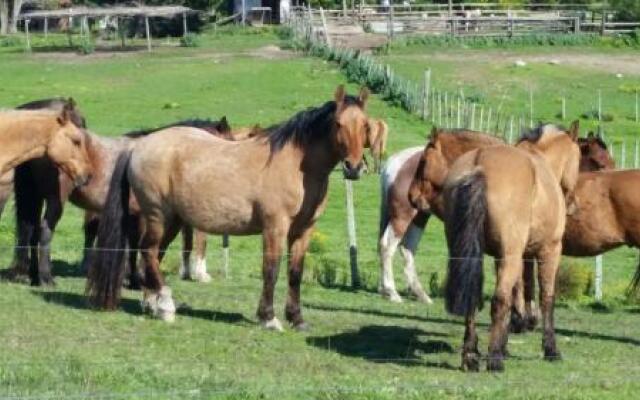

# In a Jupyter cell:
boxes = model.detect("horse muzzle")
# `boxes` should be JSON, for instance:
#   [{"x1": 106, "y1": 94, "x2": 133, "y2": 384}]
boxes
[{"x1": 342, "y1": 160, "x2": 364, "y2": 180}]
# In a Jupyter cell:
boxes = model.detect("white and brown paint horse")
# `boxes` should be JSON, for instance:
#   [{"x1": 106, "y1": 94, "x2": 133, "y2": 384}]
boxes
[{"x1": 87, "y1": 86, "x2": 370, "y2": 330}]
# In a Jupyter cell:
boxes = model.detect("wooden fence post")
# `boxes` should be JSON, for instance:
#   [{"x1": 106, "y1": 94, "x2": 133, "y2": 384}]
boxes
[
  {"x1": 24, "y1": 19, "x2": 31, "y2": 52},
  {"x1": 634, "y1": 138, "x2": 639, "y2": 168},
  {"x1": 598, "y1": 89, "x2": 602, "y2": 123},
  {"x1": 320, "y1": 7, "x2": 331, "y2": 46},
  {"x1": 144, "y1": 16, "x2": 152, "y2": 52},
  {"x1": 529, "y1": 87, "x2": 534, "y2": 128},
  {"x1": 183, "y1": 12, "x2": 188, "y2": 37},
  {"x1": 222, "y1": 234, "x2": 230, "y2": 278},
  {"x1": 621, "y1": 140, "x2": 626, "y2": 169},
  {"x1": 595, "y1": 255, "x2": 603, "y2": 301},
  {"x1": 345, "y1": 180, "x2": 360, "y2": 288},
  {"x1": 422, "y1": 69, "x2": 431, "y2": 120},
  {"x1": 470, "y1": 103, "x2": 476, "y2": 130},
  {"x1": 561, "y1": 97, "x2": 566, "y2": 120}
]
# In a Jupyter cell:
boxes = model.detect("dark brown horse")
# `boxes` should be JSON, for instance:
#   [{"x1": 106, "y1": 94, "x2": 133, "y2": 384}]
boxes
[
  {"x1": 87, "y1": 86, "x2": 370, "y2": 330},
  {"x1": 10, "y1": 98, "x2": 231, "y2": 286}
]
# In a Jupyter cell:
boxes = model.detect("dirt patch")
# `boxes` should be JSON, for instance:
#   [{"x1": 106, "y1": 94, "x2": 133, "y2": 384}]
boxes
[{"x1": 423, "y1": 51, "x2": 640, "y2": 77}]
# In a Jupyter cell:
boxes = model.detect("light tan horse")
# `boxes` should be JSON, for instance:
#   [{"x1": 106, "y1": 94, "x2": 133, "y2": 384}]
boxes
[
  {"x1": 88, "y1": 86, "x2": 370, "y2": 331},
  {"x1": 0, "y1": 107, "x2": 91, "y2": 186},
  {"x1": 409, "y1": 122, "x2": 580, "y2": 372},
  {"x1": 365, "y1": 118, "x2": 388, "y2": 173}
]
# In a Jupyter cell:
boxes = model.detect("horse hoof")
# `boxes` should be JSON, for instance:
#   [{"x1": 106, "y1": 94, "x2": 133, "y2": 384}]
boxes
[
  {"x1": 293, "y1": 321, "x2": 310, "y2": 332},
  {"x1": 544, "y1": 349, "x2": 562, "y2": 362},
  {"x1": 382, "y1": 291, "x2": 403, "y2": 303},
  {"x1": 487, "y1": 357, "x2": 505, "y2": 372},
  {"x1": 416, "y1": 293, "x2": 433, "y2": 305},
  {"x1": 262, "y1": 317, "x2": 284, "y2": 332},
  {"x1": 462, "y1": 353, "x2": 480, "y2": 372},
  {"x1": 194, "y1": 272, "x2": 212, "y2": 283}
]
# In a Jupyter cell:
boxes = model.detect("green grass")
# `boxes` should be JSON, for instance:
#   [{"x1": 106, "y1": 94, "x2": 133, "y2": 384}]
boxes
[{"x1": 1, "y1": 29, "x2": 640, "y2": 398}]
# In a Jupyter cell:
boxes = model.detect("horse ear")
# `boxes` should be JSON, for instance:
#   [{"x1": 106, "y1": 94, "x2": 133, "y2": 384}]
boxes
[
  {"x1": 67, "y1": 97, "x2": 76, "y2": 109},
  {"x1": 334, "y1": 85, "x2": 346, "y2": 106},
  {"x1": 358, "y1": 87, "x2": 370, "y2": 109},
  {"x1": 568, "y1": 120, "x2": 580, "y2": 142},
  {"x1": 219, "y1": 116, "x2": 230, "y2": 132},
  {"x1": 429, "y1": 126, "x2": 439, "y2": 140},
  {"x1": 57, "y1": 102, "x2": 73, "y2": 125}
]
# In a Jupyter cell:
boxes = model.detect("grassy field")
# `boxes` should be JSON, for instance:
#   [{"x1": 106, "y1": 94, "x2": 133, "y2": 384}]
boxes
[
  {"x1": 378, "y1": 43, "x2": 640, "y2": 159},
  {"x1": 1, "y1": 28, "x2": 640, "y2": 399}
]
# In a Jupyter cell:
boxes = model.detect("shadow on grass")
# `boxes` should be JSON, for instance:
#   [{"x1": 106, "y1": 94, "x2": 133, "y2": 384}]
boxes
[
  {"x1": 306, "y1": 302, "x2": 640, "y2": 347},
  {"x1": 32, "y1": 290, "x2": 252, "y2": 325},
  {"x1": 51, "y1": 260, "x2": 85, "y2": 278},
  {"x1": 306, "y1": 325, "x2": 456, "y2": 370}
]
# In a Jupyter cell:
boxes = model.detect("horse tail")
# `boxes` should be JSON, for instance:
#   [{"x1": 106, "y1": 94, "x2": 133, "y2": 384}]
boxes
[
  {"x1": 86, "y1": 150, "x2": 132, "y2": 310},
  {"x1": 444, "y1": 169, "x2": 487, "y2": 316},
  {"x1": 378, "y1": 164, "x2": 391, "y2": 242},
  {"x1": 626, "y1": 252, "x2": 640, "y2": 298}
]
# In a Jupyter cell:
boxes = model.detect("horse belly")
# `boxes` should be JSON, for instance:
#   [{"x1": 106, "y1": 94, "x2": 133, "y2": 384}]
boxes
[{"x1": 180, "y1": 196, "x2": 261, "y2": 236}]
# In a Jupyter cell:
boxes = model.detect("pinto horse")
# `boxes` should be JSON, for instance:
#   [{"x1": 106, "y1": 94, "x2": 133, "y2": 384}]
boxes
[
  {"x1": 409, "y1": 123, "x2": 581, "y2": 372},
  {"x1": 87, "y1": 86, "x2": 370, "y2": 330},
  {"x1": 10, "y1": 98, "x2": 231, "y2": 286}
]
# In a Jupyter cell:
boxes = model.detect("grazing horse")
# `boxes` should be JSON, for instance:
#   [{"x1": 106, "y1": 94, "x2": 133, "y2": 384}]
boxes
[
  {"x1": 87, "y1": 86, "x2": 370, "y2": 330},
  {"x1": 409, "y1": 122, "x2": 581, "y2": 372},
  {"x1": 0, "y1": 107, "x2": 91, "y2": 186},
  {"x1": 10, "y1": 97, "x2": 231, "y2": 286},
  {"x1": 365, "y1": 118, "x2": 388, "y2": 174},
  {"x1": 378, "y1": 130, "x2": 503, "y2": 303}
]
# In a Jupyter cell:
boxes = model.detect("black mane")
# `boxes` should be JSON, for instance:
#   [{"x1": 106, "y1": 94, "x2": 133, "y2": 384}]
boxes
[
  {"x1": 265, "y1": 96, "x2": 361, "y2": 154},
  {"x1": 16, "y1": 97, "x2": 87, "y2": 129},
  {"x1": 124, "y1": 118, "x2": 228, "y2": 138}
]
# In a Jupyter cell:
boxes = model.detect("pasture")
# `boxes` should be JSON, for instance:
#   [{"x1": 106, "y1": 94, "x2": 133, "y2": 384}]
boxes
[{"x1": 1, "y1": 27, "x2": 640, "y2": 399}]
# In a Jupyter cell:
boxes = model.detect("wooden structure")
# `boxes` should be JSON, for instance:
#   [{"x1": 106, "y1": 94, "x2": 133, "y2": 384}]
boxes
[{"x1": 19, "y1": 6, "x2": 193, "y2": 52}]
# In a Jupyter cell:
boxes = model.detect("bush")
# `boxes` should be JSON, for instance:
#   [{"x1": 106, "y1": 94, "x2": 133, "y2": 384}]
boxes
[
  {"x1": 555, "y1": 261, "x2": 594, "y2": 301},
  {"x1": 308, "y1": 254, "x2": 348, "y2": 288},
  {"x1": 180, "y1": 33, "x2": 200, "y2": 47},
  {"x1": 308, "y1": 231, "x2": 329, "y2": 254},
  {"x1": 77, "y1": 38, "x2": 95, "y2": 55},
  {"x1": 0, "y1": 35, "x2": 23, "y2": 48}
]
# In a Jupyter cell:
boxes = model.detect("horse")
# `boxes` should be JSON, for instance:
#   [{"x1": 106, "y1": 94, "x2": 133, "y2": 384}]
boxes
[
  {"x1": 87, "y1": 85, "x2": 370, "y2": 330},
  {"x1": 512, "y1": 131, "x2": 614, "y2": 332},
  {"x1": 378, "y1": 129, "x2": 503, "y2": 304},
  {"x1": 378, "y1": 129, "x2": 615, "y2": 305},
  {"x1": 0, "y1": 106, "x2": 91, "y2": 190},
  {"x1": 408, "y1": 122, "x2": 581, "y2": 372},
  {"x1": 365, "y1": 118, "x2": 388, "y2": 174},
  {"x1": 10, "y1": 97, "x2": 231, "y2": 286}
]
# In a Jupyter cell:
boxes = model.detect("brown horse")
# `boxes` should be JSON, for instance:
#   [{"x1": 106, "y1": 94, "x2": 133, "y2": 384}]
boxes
[
  {"x1": 512, "y1": 132, "x2": 615, "y2": 332},
  {"x1": 409, "y1": 122, "x2": 581, "y2": 372},
  {"x1": 10, "y1": 97, "x2": 231, "y2": 286},
  {"x1": 378, "y1": 129, "x2": 614, "y2": 305},
  {"x1": 0, "y1": 107, "x2": 90, "y2": 184},
  {"x1": 365, "y1": 118, "x2": 388, "y2": 174},
  {"x1": 378, "y1": 130, "x2": 503, "y2": 303},
  {"x1": 87, "y1": 86, "x2": 370, "y2": 330}
]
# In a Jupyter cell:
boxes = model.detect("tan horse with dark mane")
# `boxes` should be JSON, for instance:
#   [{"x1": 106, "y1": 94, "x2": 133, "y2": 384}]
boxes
[
  {"x1": 409, "y1": 122, "x2": 581, "y2": 372},
  {"x1": 87, "y1": 86, "x2": 370, "y2": 330},
  {"x1": 0, "y1": 107, "x2": 91, "y2": 187}
]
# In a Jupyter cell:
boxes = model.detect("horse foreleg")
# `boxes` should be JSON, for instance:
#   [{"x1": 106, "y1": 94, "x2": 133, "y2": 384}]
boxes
[
  {"x1": 379, "y1": 224, "x2": 403, "y2": 302},
  {"x1": 33, "y1": 196, "x2": 64, "y2": 286},
  {"x1": 487, "y1": 254, "x2": 523, "y2": 372},
  {"x1": 257, "y1": 220, "x2": 287, "y2": 331},
  {"x1": 10, "y1": 196, "x2": 42, "y2": 280},
  {"x1": 285, "y1": 226, "x2": 314, "y2": 330},
  {"x1": 140, "y1": 218, "x2": 175, "y2": 322},
  {"x1": 399, "y1": 222, "x2": 431, "y2": 304},
  {"x1": 79, "y1": 212, "x2": 99, "y2": 275},
  {"x1": 537, "y1": 242, "x2": 562, "y2": 362},
  {"x1": 179, "y1": 225, "x2": 193, "y2": 280}
]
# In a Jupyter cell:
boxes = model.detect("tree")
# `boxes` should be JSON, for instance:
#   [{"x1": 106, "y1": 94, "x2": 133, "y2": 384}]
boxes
[{"x1": 0, "y1": 0, "x2": 24, "y2": 35}]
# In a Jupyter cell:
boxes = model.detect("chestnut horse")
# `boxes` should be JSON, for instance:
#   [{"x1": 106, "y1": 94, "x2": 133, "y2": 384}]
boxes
[
  {"x1": 10, "y1": 97, "x2": 231, "y2": 286},
  {"x1": 87, "y1": 86, "x2": 369, "y2": 330},
  {"x1": 365, "y1": 118, "x2": 388, "y2": 174},
  {"x1": 378, "y1": 129, "x2": 615, "y2": 304},
  {"x1": 378, "y1": 130, "x2": 503, "y2": 303},
  {"x1": 409, "y1": 123, "x2": 580, "y2": 372}
]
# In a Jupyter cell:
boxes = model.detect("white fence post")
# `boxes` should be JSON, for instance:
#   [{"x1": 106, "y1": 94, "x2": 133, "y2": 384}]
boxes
[
  {"x1": 595, "y1": 255, "x2": 603, "y2": 301},
  {"x1": 345, "y1": 180, "x2": 360, "y2": 288}
]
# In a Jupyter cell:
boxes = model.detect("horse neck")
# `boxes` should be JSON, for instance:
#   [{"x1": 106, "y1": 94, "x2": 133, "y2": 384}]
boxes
[
  {"x1": 0, "y1": 116, "x2": 54, "y2": 173},
  {"x1": 298, "y1": 132, "x2": 341, "y2": 182}
]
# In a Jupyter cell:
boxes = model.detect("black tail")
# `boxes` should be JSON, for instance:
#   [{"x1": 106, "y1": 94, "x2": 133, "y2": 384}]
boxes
[
  {"x1": 86, "y1": 151, "x2": 132, "y2": 310},
  {"x1": 444, "y1": 170, "x2": 487, "y2": 316},
  {"x1": 626, "y1": 252, "x2": 640, "y2": 299}
]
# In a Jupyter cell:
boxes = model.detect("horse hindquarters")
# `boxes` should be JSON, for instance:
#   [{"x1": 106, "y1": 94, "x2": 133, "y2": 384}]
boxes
[{"x1": 443, "y1": 170, "x2": 487, "y2": 371}]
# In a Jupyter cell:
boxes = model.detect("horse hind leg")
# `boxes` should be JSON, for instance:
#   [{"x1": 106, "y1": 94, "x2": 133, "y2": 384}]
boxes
[
  {"x1": 257, "y1": 218, "x2": 288, "y2": 331},
  {"x1": 179, "y1": 225, "x2": 193, "y2": 280},
  {"x1": 379, "y1": 224, "x2": 403, "y2": 303},
  {"x1": 399, "y1": 223, "x2": 432, "y2": 304},
  {"x1": 192, "y1": 230, "x2": 212, "y2": 282},
  {"x1": 537, "y1": 241, "x2": 562, "y2": 362},
  {"x1": 487, "y1": 253, "x2": 524, "y2": 372},
  {"x1": 33, "y1": 196, "x2": 65, "y2": 286},
  {"x1": 79, "y1": 212, "x2": 100, "y2": 275}
]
